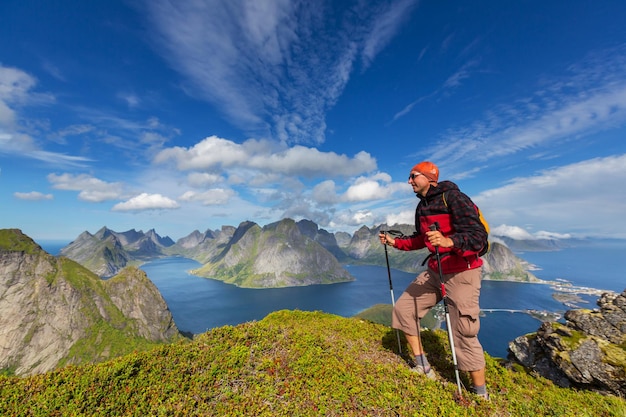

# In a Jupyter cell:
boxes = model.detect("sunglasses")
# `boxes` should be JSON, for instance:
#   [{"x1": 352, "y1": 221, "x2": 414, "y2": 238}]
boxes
[{"x1": 408, "y1": 173, "x2": 424, "y2": 180}]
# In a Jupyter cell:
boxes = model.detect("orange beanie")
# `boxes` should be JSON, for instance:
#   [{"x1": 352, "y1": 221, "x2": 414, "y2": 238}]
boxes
[{"x1": 411, "y1": 161, "x2": 439, "y2": 182}]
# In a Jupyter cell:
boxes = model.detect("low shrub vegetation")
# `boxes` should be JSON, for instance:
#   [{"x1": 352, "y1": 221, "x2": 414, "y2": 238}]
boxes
[{"x1": 0, "y1": 310, "x2": 623, "y2": 416}]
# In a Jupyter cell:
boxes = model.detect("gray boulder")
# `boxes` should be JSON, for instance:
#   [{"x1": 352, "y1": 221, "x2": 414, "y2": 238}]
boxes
[{"x1": 508, "y1": 290, "x2": 626, "y2": 396}]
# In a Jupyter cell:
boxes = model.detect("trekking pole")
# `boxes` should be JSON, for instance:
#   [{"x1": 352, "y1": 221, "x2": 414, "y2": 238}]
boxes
[
  {"x1": 382, "y1": 230, "x2": 403, "y2": 356},
  {"x1": 429, "y1": 222, "x2": 463, "y2": 400}
]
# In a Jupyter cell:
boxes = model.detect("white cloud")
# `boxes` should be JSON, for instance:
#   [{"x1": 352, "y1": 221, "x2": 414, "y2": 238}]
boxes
[
  {"x1": 329, "y1": 210, "x2": 377, "y2": 228},
  {"x1": 385, "y1": 209, "x2": 414, "y2": 227},
  {"x1": 361, "y1": 0, "x2": 418, "y2": 68},
  {"x1": 342, "y1": 173, "x2": 404, "y2": 202},
  {"x1": 0, "y1": 65, "x2": 37, "y2": 104},
  {"x1": 118, "y1": 92, "x2": 140, "y2": 108},
  {"x1": 489, "y1": 225, "x2": 572, "y2": 241},
  {"x1": 48, "y1": 173, "x2": 124, "y2": 202},
  {"x1": 486, "y1": 84, "x2": 626, "y2": 160},
  {"x1": 112, "y1": 193, "x2": 180, "y2": 211},
  {"x1": 353, "y1": 210, "x2": 375, "y2": 225},
  {"x1": 187, "y1": 172, "x2": 223, "y2": 187},
  {"x1": 0, "y1": 132, "x2": 36, "y2": 153},
  {"x1": 154, "y1": 135, "x2": 377, "y2": 178},
  {"x1": 0, "y1": 64, "x2": 90, "y2": 167},
  {"x1": 443, "y1": 59, "x2": 480, "y2": 89},
  {"x1": 142, "y1": 0, "x2": 416, "y2": 143},
  {"x1": 57, "y1": 124, "x2": 95, "y2": 136},
  {"x1": 30, "y1": 151, "x2": 92, "y2": 167},
  {"x1": 344, "y1": 179, "x2": 388, "y2": 202},
  {"x1": 140, "y1": 131, "x2": 168, "y2": 147},
  {"x1": 252, "y1": 147, "x2": 376, "y2": 177},
  {"x1": 14, "y1": 191, "x2": 53, "y2": 201},
  {"x1": 534, "y1": 230, "x2": 572, "y2": 240},
  {"x1": 0, "y1": 98, "x2": 16, "y2": 127},
  {"x1": 0, "y1": 66, "x2": 39, "y2": 151},
  {"x1": 154, "y1": 136, "x2": 259, "y2": 170},
  {"x1": 425, "y1": 46, "x2": 626, "y2": 170},
  {"x1": 490, "y1": 224, "x2": 536, "y2": 240},
  {"x1": 312, "y1": 180, "x2": 339, "y2": 205},
  {"x1": 474, "y1": 154, "x2": 626, "y2": 238},
  {"x1": 179, "y1": 188, "x2": 235, "y2": 205}
]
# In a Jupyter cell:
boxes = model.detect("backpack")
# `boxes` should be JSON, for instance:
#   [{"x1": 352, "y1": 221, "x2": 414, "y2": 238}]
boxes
[{"x1": 442, "y1": 192, "x2": 490, "y2": 257}]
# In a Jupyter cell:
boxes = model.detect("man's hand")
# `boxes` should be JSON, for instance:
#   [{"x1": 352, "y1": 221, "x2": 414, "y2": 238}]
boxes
[
  {"x1": 379, "y1": 232, "x2": 395, "y2": 247},
  {"x1": 425, "y1": 230, "x2": 454, "y2": 248}
]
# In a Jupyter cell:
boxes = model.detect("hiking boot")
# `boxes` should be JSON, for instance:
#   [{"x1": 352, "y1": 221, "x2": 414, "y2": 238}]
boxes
[
  {"x1": 472, "y1": 390, "x2": 490, "y2": 401},
  {"x1": 411, "y1": 364, "x2": 437, "y2": 380}
]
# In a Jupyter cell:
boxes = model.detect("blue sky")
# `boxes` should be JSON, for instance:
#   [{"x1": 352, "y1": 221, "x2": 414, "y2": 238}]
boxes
[{"x1": 1, "y1": 0, "x2": 626, "y2": 242}]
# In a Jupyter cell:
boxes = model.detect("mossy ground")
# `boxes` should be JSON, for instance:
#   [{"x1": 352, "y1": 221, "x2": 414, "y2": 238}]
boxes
[{"x1": 0, "y1": 310, "x2": 624, "y2": 416}]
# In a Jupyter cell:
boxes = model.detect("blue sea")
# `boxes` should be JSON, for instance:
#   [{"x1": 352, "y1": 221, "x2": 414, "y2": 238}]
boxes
[{"x1": 41, "y1": 241, "x2": 625, "y2": 359}]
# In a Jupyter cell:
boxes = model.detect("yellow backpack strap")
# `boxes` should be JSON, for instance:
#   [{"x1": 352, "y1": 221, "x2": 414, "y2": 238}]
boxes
[{"x1": 442, "y1": 192, "x2": 447, "y2": 207}]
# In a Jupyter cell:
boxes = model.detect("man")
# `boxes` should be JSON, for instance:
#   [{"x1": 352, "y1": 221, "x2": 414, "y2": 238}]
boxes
[{"x1": 379, "y1": 161, "x2": 489, "y2": 400}]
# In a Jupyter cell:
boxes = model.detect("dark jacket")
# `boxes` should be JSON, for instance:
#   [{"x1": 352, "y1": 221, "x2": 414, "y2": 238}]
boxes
[{"x1": 394, "y1": 180, "x2": 487, "y2": 274}]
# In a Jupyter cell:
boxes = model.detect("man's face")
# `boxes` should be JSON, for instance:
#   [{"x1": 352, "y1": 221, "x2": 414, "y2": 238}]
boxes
[{"x1": 408, "y1": 171, "x2": 430, "y2": 196}]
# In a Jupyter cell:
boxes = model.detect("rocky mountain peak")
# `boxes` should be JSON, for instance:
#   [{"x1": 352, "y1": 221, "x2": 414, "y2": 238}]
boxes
[
  {"x1": 296, "y1": 219, "x2": 319, "y2": 239},
  {"x1": 146, "y1": 228, "x2": 175, "y2": 247},
  {"x1": 508, "y1": 290, "x2": 626, "y2": 396},
  {"x1": 351, "y1": 225, "x2": 373, "y2": 240},
  {"x1": 192, "y1": 218, "x2": 354, "y2": 288},
  {"x1": 229, "y1": 220, "x2": 259, "y2": 246},
  {"x1": 94, "y1": 226, "x2": 115, "y2": 240},
  {"x1": 176, "y1": 230, "x2": 206, "y2": 248}
]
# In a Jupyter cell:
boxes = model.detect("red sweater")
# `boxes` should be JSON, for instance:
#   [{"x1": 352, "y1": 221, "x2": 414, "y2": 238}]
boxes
[{"x1": 393, "y1": 181, "x2": 487, "y2": 274}]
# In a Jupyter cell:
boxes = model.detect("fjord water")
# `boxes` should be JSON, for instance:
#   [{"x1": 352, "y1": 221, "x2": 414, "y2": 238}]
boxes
[
  {"x1": 139, "y1": 257, "x2": 562, "y2": 358},
  {"x1": 42, "y1": 241, "x2": 625, "y2": 359},
  {"x1": 516, "y1": 241, "x2": 625, "y2": 293}
]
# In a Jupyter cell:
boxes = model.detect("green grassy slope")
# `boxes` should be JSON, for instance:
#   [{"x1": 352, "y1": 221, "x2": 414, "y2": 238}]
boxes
[
  {"x1": 0, "y1": 310, "x2": 623, "y2": 416},
  {"x1": 0, "y1": 229, "x2": 42, "y2": 254}
]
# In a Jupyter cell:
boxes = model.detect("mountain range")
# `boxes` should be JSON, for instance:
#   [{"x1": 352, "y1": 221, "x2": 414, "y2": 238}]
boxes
[
  {"x1": 60, "y1": 227, "x2": 175, "y2": 276},
  {"x1": 60, "y1": 218, "x2": 539, "y2": 287}
]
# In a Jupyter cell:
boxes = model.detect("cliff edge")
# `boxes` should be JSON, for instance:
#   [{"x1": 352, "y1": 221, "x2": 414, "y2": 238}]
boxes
[{"x1": 0, "y1": 229, "x2": 181, "y2": 376}]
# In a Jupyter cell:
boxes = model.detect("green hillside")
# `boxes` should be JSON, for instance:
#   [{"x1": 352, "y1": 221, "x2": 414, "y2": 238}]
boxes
[
  {"x1": 0, "y1": 310, "x2": 622, "y2": 416},
  {"x1": 0, "y1": 229, "x2": 42, "y2": 254}
]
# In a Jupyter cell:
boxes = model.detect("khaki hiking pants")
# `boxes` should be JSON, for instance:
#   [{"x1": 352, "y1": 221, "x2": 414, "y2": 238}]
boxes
[{"x1": 392, "y1": 267, "x2": 486, "y2": 372}]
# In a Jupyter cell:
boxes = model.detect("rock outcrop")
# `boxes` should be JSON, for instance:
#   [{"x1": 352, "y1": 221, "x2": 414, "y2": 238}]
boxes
[
  {"x1": 508, "y1": 290, "x2": 626, "y2": 396},
  {"x1": 481, "y1": 241, "x2": 541, "y2": 282},
  {"x1": 0, "y1": 229, "x2": 181, "y2": 376}
]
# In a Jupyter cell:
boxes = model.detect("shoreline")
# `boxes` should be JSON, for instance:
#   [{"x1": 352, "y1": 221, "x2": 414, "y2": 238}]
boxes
[{"x1": 482, "y1": 276, "x2": 618, "y2": 312}]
